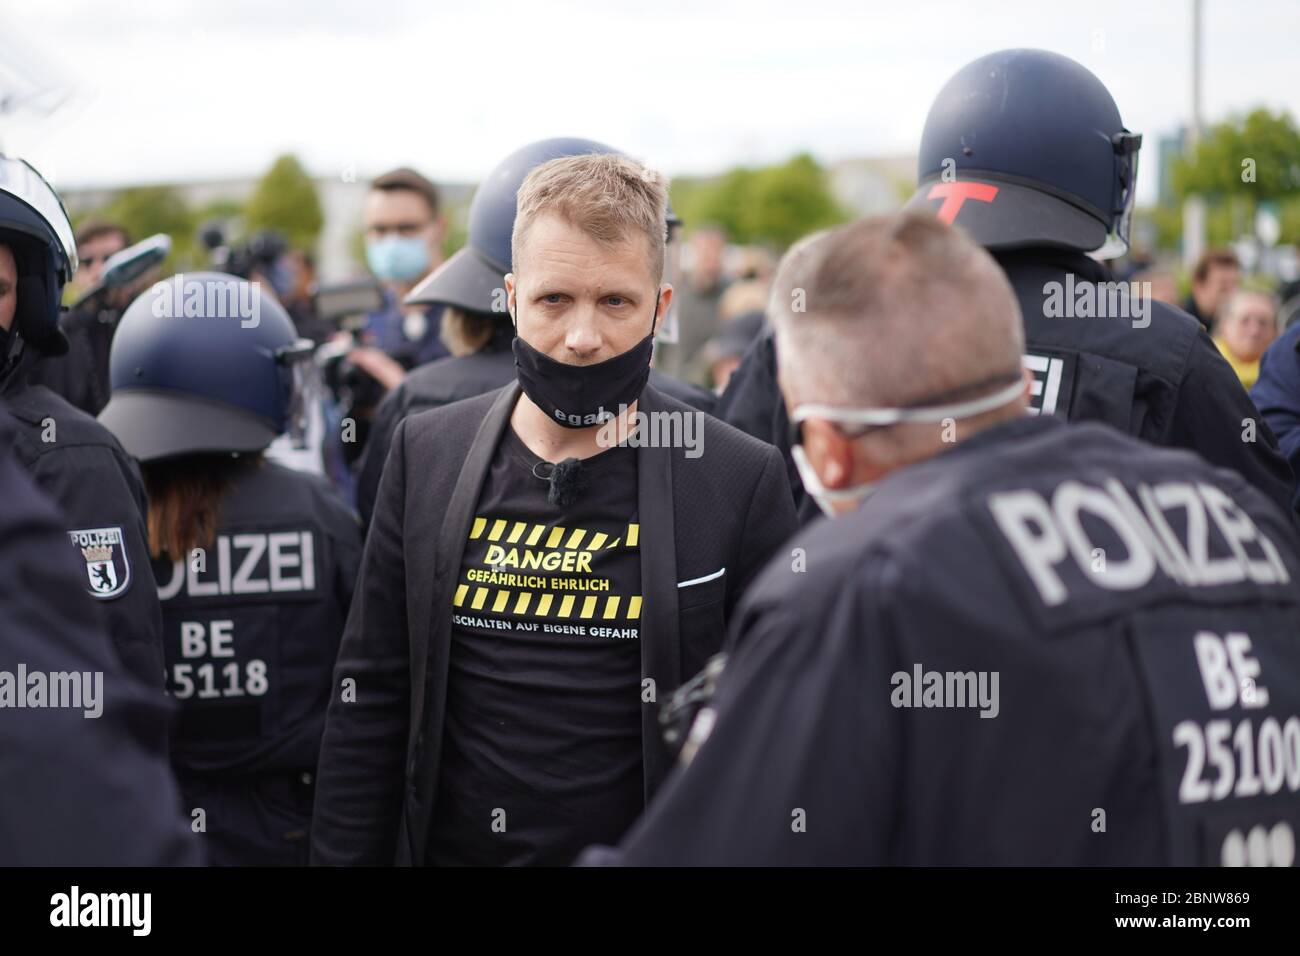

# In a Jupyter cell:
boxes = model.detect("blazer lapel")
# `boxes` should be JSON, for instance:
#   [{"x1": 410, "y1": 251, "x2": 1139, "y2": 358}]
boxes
[
  {"x1": 409, "y1": 382, "x2": 519, "y2": 857},
  {"x1": 634, "y1": 385, "x2": 680, "y2": 798},
  {"x1": 426, "y1": 380, "x2": 518, "y2": 685}
]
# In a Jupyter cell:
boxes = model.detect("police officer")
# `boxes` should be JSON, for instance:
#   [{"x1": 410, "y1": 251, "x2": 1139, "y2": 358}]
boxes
[
  {"x1": 714, "y1": 328, "x2": 813, "y2": 521},
  {"x1": 1250, "y1": 307, "x2": 1300, "y2": 514},
  {"x1": 718, "y1": 49, "x2": 1296, "y2": 526},
  {"x1": 0, "y1": 408, "x2": 199, "y2": 866},
  {"x1": 904, "y1": 48, "x2": 1295, "y2": 518},
  {"x1": 585, "y1": 212, "x2": 1300, "y2": 866},
  {"x1": 25, "y1": 219, "x2": 133, "y2": 416},
  {"x1": 99, "y1": 272, "x2": 363, "y2": 866},
  {"x1": 0, "y1": 156, "x2": 166, "y2": 697},
  {"x1": 356, "y1": 138, "x2": 716, "y2": 527}
]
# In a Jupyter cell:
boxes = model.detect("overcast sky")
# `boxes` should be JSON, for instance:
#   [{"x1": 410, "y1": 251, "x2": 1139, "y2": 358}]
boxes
[{"x1": 2, "y1": 0, "x2": 1298, "y2": 206}]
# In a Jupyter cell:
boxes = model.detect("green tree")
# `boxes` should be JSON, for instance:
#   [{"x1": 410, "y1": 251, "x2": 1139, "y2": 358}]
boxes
[
  {"x1": 244, "y1": 154, "x2": 324, "y2": 250},
  {"x1": 1170, "y1": 109, "x2": 1300, "y2": 245},
  {"x1": 92, "y1": 185, "x2": 197, "y2": 271},
  {"x1": 747, "y1": 154, "x2": 847, "y2": 249},
  {"x1": 1173, "y1": 109, "x2": 1300, "y2": 201},
  {"x1": 669, "y1": 153, "x2": 848, "y2": 250}
]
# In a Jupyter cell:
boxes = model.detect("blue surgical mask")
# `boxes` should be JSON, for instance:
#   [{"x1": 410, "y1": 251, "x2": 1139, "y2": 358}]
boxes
[{"x1": 366, "y1": 235, "x2": 431, "y2": 283}]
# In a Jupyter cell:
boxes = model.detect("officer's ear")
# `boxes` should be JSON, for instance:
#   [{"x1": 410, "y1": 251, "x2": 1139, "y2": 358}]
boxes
[
  {"x1": 801, "y1": 418, "x2": 856, "y2": 490},
  {"x1": 504, "y1": 273, "x2": 517, "y2": 326}
]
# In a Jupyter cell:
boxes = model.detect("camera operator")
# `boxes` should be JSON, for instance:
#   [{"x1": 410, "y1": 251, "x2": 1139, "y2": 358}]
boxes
[{"x1": 26, "y1": 219, "x2": 135, "y2": 416}]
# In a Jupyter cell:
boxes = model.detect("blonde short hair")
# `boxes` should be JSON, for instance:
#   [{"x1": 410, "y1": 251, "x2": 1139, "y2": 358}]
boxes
[{"x1": 512, "y1": 153, "x2": 668, "y2": 284}]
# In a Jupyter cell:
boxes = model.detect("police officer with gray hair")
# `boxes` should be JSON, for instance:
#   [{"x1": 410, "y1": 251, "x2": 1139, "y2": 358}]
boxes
[{"x1": 584, "y1": 212, "x2": 1300, "y2": 866}]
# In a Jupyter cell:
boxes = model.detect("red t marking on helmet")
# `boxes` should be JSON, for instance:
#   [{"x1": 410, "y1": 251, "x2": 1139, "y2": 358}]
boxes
[{"x1": 927, "y1": 182, "x2": 999, "y2": 224}]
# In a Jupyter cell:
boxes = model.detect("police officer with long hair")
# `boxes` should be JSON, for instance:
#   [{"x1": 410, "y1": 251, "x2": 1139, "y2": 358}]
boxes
[{"x1": 100, "y1": 272, "x2": 362, "y2": 866}]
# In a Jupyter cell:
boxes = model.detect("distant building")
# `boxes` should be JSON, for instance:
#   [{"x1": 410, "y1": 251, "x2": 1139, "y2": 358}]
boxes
[
  {"x1": 827, "y1": 154, "x2": 916, "y2": 216},
  {"x1": 1157, "y1": 128, "x2": 1187, "y2": 208}
]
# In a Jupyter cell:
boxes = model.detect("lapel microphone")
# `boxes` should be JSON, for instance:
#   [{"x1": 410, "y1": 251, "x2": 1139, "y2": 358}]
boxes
[{"x1": 534, "y1": 457, "x2": 589, "y2": 508}]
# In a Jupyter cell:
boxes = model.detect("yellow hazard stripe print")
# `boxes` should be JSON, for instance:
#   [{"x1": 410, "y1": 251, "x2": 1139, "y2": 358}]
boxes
[{"x1": 467, "y1": 518, "x2": 638, "y2": 551}]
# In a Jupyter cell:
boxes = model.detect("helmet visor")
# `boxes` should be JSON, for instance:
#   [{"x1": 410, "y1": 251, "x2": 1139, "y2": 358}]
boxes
[
  {"x1": 277, "y1": 338, "x2": 317, "y2": 450},
  {"x1": 0, "y1": 157, "x2": 76, "y2": 278},
  {"x1": 1093, "y1": 131, "x2": 1143, "y2": 261}
]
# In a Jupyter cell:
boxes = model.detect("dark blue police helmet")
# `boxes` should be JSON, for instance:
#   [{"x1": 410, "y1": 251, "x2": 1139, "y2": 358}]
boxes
[
  {"x1": 406, "y1": 137, "x2": 678, "y2": 313},
  {"x1": 906, "y1": 49, "x2": 1142, "y2": 257},
  {"x1": 100, "y1": 272, "x2": 312, "y2": 462},
  {"x1": 0, "y1": 156, "x2": 77, "y2": 358}
]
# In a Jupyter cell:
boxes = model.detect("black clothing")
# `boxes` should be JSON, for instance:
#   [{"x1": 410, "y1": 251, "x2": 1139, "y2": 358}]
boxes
[
  {"x1": 1183, "y1": 294, "x2": 1212, "y2": 332},
  {"x1": 25, "y1": 303, "x2": 117, "y2": 415},
  {"x1": 714, "y1": 329, "x2": 816, "y2": 524},
  {"x1": 717, "y1": 254, "x2": 1297, "y2": 525},
  {"x1": 155, "y1": 459, "x2": 362, "y2": 865},
  {"x1": 429, "y1": 428, "x2": 643, "y2": 865},
  {"x1": 311, "y1": 382, "x2": 796, "y2": 865},
  {"x1": 1003, "y1": 249, "x2": 1294, "y2": 519},
  {"x1": 2, "y1": 351, "x2": 165, "y2": 695},
  {"x1": 591, "y1": 416, "x2": 1300, "y2": 865},
  {"x1": 356, "y1": 333, "x2": 716, "y2": 527},
  {"x1": 0, "y1": 410, "x2": 199, "y2": 865}
]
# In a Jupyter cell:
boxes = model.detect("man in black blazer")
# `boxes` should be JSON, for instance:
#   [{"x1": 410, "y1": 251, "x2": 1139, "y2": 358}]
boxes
[{"x1": 312, "y1": 152, "x2": 795, "y2": 865}]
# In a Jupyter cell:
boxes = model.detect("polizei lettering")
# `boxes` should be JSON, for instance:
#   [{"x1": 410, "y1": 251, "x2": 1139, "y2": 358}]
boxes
[
  {"x1": 155, "y1": 531, "x2": 316, "y2": 600},
  {"x1": 988, "y1": 480, "x2": 1289, "y2": 606}
]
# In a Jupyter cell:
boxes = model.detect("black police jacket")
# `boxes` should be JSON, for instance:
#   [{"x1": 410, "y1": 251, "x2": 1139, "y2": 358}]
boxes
[
  {"x1": 311, "y1": 382, "x2": 796, "y2": 865},
  {"x1": 1003, "y1": 249, "x2": 1296, "y2": 519},
  {"x1": 714, "y1": 329, "x2": 818, "y2": 524},
  {"x1": 717, "y1": 254, "x2": 1298, "y2": 527},
  {"x1": 2, "y1": 355, "x2": 165, "y2": 694},
  {"x1": 356, "y1": 337, "x2": 718, "y2": 527},
  {"x1": 25, "y1": 304, "x2": 117, "y2": 416},
  {"x1": 0, "y1": 410, "x2": 200, "y2": 865},
  {"x1": 591, "y1": 414, "x2": 1300, "y2": 865},
  {"x1": 153, "y1": 459, "x2": 362, "y2": 776}
]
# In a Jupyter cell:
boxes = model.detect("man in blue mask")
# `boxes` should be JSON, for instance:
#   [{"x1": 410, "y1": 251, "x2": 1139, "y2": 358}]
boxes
[
  {"x1": 312, "y1": 152, "x2": 796, "y2": 866},
  {"x1": 357, "y1": 167, "x2": 450, "y2": 375}
]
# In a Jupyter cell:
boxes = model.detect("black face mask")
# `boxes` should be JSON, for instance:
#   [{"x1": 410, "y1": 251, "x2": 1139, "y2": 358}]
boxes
[{"x1": 512, "y1": 292, "x2": 657, "y2": 429}]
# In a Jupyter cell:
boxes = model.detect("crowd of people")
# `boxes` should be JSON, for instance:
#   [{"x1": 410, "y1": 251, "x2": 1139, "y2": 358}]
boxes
[{"x1": 2, "y1": 46, "x2": 1300, "y2": 867}]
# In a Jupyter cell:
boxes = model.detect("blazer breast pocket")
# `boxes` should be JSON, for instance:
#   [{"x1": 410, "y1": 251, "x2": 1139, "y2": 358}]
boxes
[{"x1": 677, "y1": 567, "x2": 727, "y2": 678}]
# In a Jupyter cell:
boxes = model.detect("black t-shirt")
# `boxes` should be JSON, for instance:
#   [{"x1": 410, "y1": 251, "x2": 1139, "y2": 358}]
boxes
[{"x1": 428, "y1": 426, "x2": 644, "y2": 866}]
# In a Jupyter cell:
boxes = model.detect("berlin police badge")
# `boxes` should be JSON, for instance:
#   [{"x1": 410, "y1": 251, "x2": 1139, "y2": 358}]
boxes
[{"x1": 68, "y1": 527, "x2": 131, "y2": 599}]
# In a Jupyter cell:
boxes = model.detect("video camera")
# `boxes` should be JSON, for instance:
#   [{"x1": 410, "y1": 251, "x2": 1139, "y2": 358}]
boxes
[
  {"x1": 311, "y1": 279, "x2": 388, "y2": 463},
  {"x1": 198, "y1": 223, "x2": 287, "y2": 281}
]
